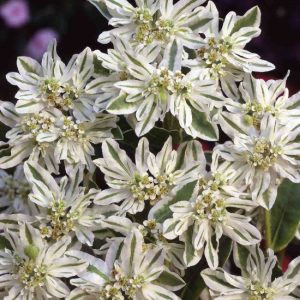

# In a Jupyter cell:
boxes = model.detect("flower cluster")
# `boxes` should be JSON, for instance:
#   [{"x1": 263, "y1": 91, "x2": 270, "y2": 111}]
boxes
[{"x1": 0, "y1": 0, "x2": 300, "y2": 299}]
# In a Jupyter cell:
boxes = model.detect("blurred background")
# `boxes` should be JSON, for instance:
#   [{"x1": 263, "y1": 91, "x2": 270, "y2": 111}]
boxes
[{"x1": 0, "y1": 0, "x2": 300, "y2": 100}]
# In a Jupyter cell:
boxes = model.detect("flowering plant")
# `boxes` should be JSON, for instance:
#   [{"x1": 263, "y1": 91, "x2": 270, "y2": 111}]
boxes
[{"x1": 0, "y1": 0, "x2": 300, "y2": 299}]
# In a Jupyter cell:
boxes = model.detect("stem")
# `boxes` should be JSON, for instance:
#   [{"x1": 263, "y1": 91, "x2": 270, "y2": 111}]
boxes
[{"x1": 265, "y1": 209, "x2": 272, "y2": 249}]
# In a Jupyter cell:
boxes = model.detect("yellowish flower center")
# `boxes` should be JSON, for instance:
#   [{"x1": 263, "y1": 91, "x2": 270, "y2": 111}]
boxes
[
  {"x1": 194, "y1": 173, "x2": 227, "y2": 223},
  {"x1": 22, "y1": 113, "x2": 55, "y2": 136},
  {"x1": 247, "y1": 138, "x2": 282, "y2": 170},
  {"x1": 61, "y1": 117, "x2": 86, "y2": 142},
  {"x1": 248, "y1": 281, "x2": 275, "y2": 300},
  {"x1": 16, "y1": 259, "x2": 47, "y2": 290},
  {"x1": 197, "y1": 37, "x2": 232, "y2": 78},
  {"x1": 130, "y1": 172, "x2": 174, "y2": 205},
  {"x1": 40, "y1": 199, "x2": 79, "y2": 240}
]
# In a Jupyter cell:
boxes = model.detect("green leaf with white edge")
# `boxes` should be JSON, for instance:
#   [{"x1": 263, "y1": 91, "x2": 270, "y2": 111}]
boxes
[
  {"x1": 107, "y1": 94, "x2": 139, "y2": 114},
  {"x1": 0, "y1": 235, "x2": 12, "y2": 250},
  {"x1": 111, "y1": 126, "x2": 124, "y2": 140},
  {"x1": 183, "y1": 225, "x2": 200, "y2": 267},
  {"x1": 189, "y1": 106, "x2": 218, "y2": 141},
  {"x1": 93, "y1": 54, "x2": 109, "y2": 76},
  {"x1": 269, "y1": 179, "x2": 300, "y2": 252},
  {"x1": 218, "y1": 236, "x2": 233, "y2": 267},
  {"x1": 149, "y1": 181, "x2": 197, "y2": 223},
  {"x1": 163, "y1": 38, "x2": 182, "y2": 72},
  {"x1": 233, "y1": 244, "x2": 250, "y2": 276},
  {"x1": 156, "y1": 269, "x2": 185, "y2": 291},
  {"x1": 87, "y1": 265, "x2": 110, "y2": 281},
  {"x1": 230, "y1": 6, "x2": 261, "y2": 35},
  {"x1": 87, "y1": 0, "x2": 112, "y2": 20}
]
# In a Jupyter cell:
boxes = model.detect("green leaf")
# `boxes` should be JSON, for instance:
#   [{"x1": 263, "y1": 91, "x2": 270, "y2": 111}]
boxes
[
  {"x1": 107, "y1": 94, "x2": 138, "y2": 114},
  {"x1": 156, "y1": 270, "x2": 185, "y2": 290},
  {"x1": 182, "y1": 273, "x2": 205, "y2": 300},
  {"x1": 0, "y1": 235, "x2": 12, "y2": 250},
  {"x1": 269, "y1": 179, "x2": 300, "y2": 252},
  {"x1": 189, "y1": 106, "x2": 218, "y2": 141},
  {"x1": 111, "y1": 126, "x2": 124, "y2": 140},
  {"x1": 87, "y1": 0, "x2": 112, "y2": 20},
  {"x1": 151, "y1": 181, "x2": 197, "y2": 223},
  {"x1": 93, "y1": 55, "x2": 109, "y2": 76},
  {"x1": 164, "y1": 38, "x2": 182, "y2": 72},
  {"x1": 234, "y1": 244, "x2": 250, "y2": 275},
  {"x1": 230, "y1": 6, "x2": 261, "y2": 34},
  {"x1": 218, "y1": 236, "x2": 233, "y2": 267}
]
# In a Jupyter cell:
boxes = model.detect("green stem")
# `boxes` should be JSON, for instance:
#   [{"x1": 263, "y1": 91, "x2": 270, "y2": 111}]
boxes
[{"x1": 265, "y1": 209, "x2": 272, "y2": 249}]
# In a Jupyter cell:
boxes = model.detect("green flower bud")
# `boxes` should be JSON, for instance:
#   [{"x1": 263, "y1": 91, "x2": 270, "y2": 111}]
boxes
[{"x1": 24, "y1": 244, "x2": 39, "y2": 260}]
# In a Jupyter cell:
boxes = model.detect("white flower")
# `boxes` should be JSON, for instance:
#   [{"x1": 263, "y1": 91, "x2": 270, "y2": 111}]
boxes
[
  {"x1": 169, "y1": 69, "x2": 226, "y2": 140},
  {"x1": 97, "y1": 0, "x2": 209, "y2": 54},
  {"x1": 99, "y1": 216, "x2": 186, "y2": 273},
  {"x1": 163, "y1": 150, "x2": 260, "y2": 268},
  {"x1": 6, "y1": 40, "x2": 97, "y2": 121},
  {"x1": 111, "y1": 47, "x2": 227, "y2": 137},
  {"x1": 184, "y1": 3, "x2": 274, "y2": 95},
  {"x1": 67, "y1": 250, "x2": 124, "y2": 300},
  {"x1": 113, "y1": 53, "x2": 175, "y2": 136},
  {"x1": 0, "y1": 100, "x2": 119, "y2": 172},
  {"x1": 97, "y1": 0, "x2": 159, "y2": 44},
  {"x1": 91, "y1": 37, "x2": 161, "y2": 113},
  {"x1": 94, "y1": 137, "x2": 202, "y2": 215},
  {"x1": 0, "y1": 101, "x2": 61, "y2": 173},
  {"x1": 0, "y1": 223, "x2": 88, "y2": 299},
  {"x1": 23, "y1": 161, "x2": 115, "y2": 246},
  {"x1": 220, "y1": 72, "x2": 300, "y2": 136},
  {"x1": 67, "y1": 229, "x2": 185, "y2": 299},
  {"x1": 215, "y1": 116, "x2": 300, "y2": 209},
  {"x1": 54, "y1": 113, "x2": 119, "y2": 171},
  {"x1": 0, "y1": 165, "x2": 33, "y2": 214},
  {"x1": 202, "y1": 245, "x2": 300, "y2": 300}
]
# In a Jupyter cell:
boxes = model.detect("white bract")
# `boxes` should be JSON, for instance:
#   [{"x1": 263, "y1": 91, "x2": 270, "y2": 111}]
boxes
[
  {"x1": 0, "y1": 100, "x2": 119, "y2": 172},
  {"x1": 202, "y1": 245, "x2": 300, "y2": 300},
  {"x1": 220, "y1": 73, "x2": 300, "y2": 135},
  {"x1": 68, "y1": 228, "x2": 184, "y2": 300},
  {"x1": 94, "y1": 137, "x2": 202, "y2": 215},
  {"x1": 184, "y1": 2, "x2": 274, "y2": 96},
  {"x1": 0, "y1": 223, "x2": 88, "y2": 299},
  {"x1": 215, "y1": 116, "x2": 300, "y2": 209},
  {"x1": 163, "y1": 150, "x2": 260, "y2": 268},
  {"x1": 22, "y1": 161, "x2": 112, "y2": 245},
  {"x1": 7, "y1": 41, "x2": 97, "y2": 122}
]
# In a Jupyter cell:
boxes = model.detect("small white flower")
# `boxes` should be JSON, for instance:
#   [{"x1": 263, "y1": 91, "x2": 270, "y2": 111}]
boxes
[
  {"x1": 184, "y1": 3, "x2": 274, "y2": 96},
  {"x1": 0, "y1": 101, "x2": 61, "y2": 173},
  {"x1": 0, "y1": 223, "x2": 88, "y2": 299},
  {"x1": 68, "y1": 229, "x2": 184, "y2": 299},
  {"x1": 94, "y1": 137, "x2": 202, "y2": 215},
  {"x1": 0, "y1": 100, "x2": 119, "y2": 172},
  {"x1": 215, "y1": 116, "x2": 300, "y2": 209},
  {"x1": 6, "y1": 40, "x2": 97, "y2": 122},
  {"x1": 220, "y1": 72, "x2": 300, "y2": 136},
  {"x1": 202, "y1": 245, "x2": 300, "y2": 300},
  {"x1": 163, "y1": 150, "x2": 260, "y2": 268},
  {"x1": 23, "y1": 161, "x2": 116, "y2": 246}
]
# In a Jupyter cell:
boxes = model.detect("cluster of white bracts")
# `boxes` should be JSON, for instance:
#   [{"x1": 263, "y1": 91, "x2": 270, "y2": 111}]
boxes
[{"x1": 0, "y1": 0, "x2": 300, "y2": 299}]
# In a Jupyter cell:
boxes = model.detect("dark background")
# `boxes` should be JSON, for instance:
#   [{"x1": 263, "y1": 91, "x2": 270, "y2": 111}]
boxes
[{"x1": 0, "y1": 0, "x2": 300, "y2": 100}]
